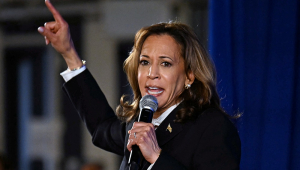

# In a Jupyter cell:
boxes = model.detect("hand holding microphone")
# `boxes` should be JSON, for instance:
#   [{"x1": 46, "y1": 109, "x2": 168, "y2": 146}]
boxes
[{"x1": 127, "y1": 95, "x2": 161, "y2": 169}]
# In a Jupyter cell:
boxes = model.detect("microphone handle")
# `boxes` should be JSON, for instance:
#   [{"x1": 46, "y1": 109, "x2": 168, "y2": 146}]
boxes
[
  {"x1": 129, "y1": 162, "x2": 139, "y2": 170},
  {"x1": 128, "y1": 108, "x2": 154, "y2": 170},
  {"x1": 129, "y1": 145, "x2": 142, "y2": 170},
  {"x1": 138, "y1": 108, "x2": 154, "y2": 122}
]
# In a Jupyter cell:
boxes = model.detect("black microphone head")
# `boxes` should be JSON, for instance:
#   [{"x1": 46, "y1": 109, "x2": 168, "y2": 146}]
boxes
[{"x1": 139, "y1": 95, "x2": 158, "y2": 112}]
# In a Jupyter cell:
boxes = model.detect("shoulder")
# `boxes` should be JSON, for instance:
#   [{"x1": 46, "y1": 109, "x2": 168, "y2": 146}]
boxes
[
  {"x1": 187, "y1": 108, "x2": 239, "y2": 138},
  {"x1": 199, "y1": 107, "x2": 228, "y2": 118},
  {"x1": 196, "y1": 108, "x2": 234, "y2": 126},
  {"x1": 193, "y1": 108, "x2": 241, "y2": 168}
]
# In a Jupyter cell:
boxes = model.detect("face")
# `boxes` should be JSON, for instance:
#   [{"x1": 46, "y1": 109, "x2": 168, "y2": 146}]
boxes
[{"x1": 138, "y1": 34, "x2": 192, "y2": 116}]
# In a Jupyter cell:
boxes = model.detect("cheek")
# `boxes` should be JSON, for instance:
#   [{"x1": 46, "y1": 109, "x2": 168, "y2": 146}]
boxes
[
  {"x1": 170, "y1": 74, "x2": 186, "y2": 92},
  {"x1": 138, "y1": 67, "x2": 148, "y2": 81},
  {"x1": 165, "y1": 68, "x2": 185, "y2": 83},
  {"x1": 137, "y1": 71, "x2": 141, "y2": 87},
  {"x1": 137, "y1": 69, "x2": 145, "y2": 94}
]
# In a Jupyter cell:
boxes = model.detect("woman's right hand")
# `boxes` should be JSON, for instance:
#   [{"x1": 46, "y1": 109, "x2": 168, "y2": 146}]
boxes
[{"x1": 37, "y1": 0, "x2": 82, "y2": 70}]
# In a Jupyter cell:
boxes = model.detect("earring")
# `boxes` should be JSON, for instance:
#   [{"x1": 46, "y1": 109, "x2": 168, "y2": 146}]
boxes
[{"x1": 185, "y1": 84, "x2": 191, "y2": 89}]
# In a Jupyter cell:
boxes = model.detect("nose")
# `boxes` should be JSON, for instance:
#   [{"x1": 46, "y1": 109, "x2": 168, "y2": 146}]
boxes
[{"x1": 147, "y1": 65, "x2": 160, "y2": 79}]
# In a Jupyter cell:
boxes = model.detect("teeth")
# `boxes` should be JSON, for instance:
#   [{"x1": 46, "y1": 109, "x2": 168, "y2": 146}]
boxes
[
  {"x1": 148, "y1": 88, "x2": 163, "y2": 95},
  {"x1": 148, "y1": 90, "x2": 163, "y2": 95},
  {"x1": 147, "y1": 87, "x2": 163, "y2": 95}
]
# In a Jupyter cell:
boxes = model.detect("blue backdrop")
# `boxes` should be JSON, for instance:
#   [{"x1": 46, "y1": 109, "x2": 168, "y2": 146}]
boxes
[{"x1": 208, "y1": 0, "x2": 300, "y2": 169}]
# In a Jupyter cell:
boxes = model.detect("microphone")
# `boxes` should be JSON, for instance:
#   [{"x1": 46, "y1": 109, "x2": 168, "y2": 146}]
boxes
[{"x1": 128, "y1": 95, "x2": 158, "y2": 170}]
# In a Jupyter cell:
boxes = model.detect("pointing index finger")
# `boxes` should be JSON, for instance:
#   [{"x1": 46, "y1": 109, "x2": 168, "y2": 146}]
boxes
[{"x1": 45, "y1": 0, "x2": 64, "y2": 23}]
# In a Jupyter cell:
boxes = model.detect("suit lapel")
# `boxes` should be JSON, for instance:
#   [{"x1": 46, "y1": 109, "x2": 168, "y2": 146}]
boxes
[{"x1": 155, "y1": 103, "x2": 183, "y2": 147}]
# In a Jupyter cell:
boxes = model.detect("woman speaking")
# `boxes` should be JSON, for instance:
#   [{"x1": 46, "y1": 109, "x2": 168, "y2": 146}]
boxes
[{"x1": 38, "y1": 0, "x2": 241, "y2": 169}]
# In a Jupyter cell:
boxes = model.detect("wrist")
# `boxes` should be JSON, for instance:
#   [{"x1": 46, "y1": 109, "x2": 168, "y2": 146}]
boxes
[
  {"x1": 62, "y1": 48, "x2": 82, "y2": 70},
  {"x1": 150, "y1": 149, "x2": 162, "y2": 164},
  {"x1": 68, "y1": 60, "x2": 86, "y2": 71}
]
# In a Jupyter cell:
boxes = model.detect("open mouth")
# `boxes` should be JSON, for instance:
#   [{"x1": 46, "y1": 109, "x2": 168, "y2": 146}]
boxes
[{"x1": 147, "y1": 87, "x2": 164, "y2": 95}]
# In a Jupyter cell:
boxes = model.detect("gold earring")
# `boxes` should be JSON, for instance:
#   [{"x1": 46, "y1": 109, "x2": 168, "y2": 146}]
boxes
[{"x1": 185, "y1": 84, "x2": 191, "y2": 89}]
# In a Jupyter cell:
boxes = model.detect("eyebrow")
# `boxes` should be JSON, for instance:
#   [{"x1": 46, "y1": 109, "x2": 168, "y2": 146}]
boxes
[{"x1": 140, "y1": 55, "x2": 174, "y2": 61}]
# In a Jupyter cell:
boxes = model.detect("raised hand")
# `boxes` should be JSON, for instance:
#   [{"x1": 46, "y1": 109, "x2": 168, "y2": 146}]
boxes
[
  {"x1": 127, "y1": 122, "x2": 161, "y2": 164},
  {"x1": 37, "y1": 0, "x2": 82, "y2": 70}
]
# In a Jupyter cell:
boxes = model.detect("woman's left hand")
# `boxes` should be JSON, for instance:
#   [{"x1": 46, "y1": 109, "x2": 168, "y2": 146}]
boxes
[{"x1": 127, "y1": 122, "x2": 161, "y2": 164}]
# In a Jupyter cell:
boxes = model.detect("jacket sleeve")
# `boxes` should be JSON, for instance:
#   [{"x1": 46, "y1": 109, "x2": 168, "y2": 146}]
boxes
[{"x1": 62, "y1": 69, "x2": 126, "y2": 156}]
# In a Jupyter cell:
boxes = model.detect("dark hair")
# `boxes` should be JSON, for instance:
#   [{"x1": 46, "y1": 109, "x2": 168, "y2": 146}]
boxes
[{"x1": 116, "y1": 21, "x2": 224, "y2": 123}]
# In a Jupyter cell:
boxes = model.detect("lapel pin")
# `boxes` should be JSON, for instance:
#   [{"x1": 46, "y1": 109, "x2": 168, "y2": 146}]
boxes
[{"x1": 166, "y1": 123, "x2": 172, "y2": 133}]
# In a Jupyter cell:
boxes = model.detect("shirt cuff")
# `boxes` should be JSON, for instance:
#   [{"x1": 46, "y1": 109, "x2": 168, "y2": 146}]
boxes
[{"x1": 60, "y1": 66, "x2": 86, "y2": 82}]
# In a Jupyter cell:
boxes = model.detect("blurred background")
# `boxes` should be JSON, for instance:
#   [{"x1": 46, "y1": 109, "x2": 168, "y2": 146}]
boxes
[{"x1": 0, "y1": 0, "x2": 299, "y2": 170}]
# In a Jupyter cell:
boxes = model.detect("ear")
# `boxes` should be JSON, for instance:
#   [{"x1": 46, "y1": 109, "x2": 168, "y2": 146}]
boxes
[{"x1": 185, "y1": 70, "x2": 195, "y2": 86}]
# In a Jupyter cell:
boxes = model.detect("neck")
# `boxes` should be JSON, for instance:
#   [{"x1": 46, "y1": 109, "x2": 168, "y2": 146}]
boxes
[
  {"x1": 152, "y1": 98, "x2": 183, "y2": 119},
  {"x1": 153, "y1": 109, "x2": 165, "y2": 119}
]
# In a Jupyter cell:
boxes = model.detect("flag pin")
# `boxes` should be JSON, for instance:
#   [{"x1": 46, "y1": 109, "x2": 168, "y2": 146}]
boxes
[{"x1": 166, "y1": 123, "x2": 172, "y2": 133}]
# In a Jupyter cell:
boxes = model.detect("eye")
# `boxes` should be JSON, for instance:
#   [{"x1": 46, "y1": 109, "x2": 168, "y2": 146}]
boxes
[
  {"x1": 140, "y1": 60, "x2": 149, "y2": 66},
  {"x1": 162, "y1": 61, "x2": 172, "y2": 67}
]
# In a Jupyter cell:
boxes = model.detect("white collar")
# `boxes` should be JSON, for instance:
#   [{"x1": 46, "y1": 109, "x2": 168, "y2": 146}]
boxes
[{"x1": 151, "y1": 102, "x2": 181, "y2": 127}]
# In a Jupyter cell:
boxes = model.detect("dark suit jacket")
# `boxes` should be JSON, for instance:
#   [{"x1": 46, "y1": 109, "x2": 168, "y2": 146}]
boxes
[{"x1": 63, "y1": 69, "x2": 241, "y2": 170}]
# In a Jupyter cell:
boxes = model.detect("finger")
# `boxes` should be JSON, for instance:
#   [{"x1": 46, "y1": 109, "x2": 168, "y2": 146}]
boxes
[
  {"x1": 44, "y1": 21, "x2": 59, "y2": 33},
  {"x1": 127, "y1": 139, "x2": 135, "y2": 152},
  {"x1": 128, "y1": 132, "x2": 137, "y2": 140},
  {"x1": 132, "y1": 123, "x2": 154, "y2": 134},
  {"x1": 131, "y1": 122, "x2": 144, "y2": 130},
  {"x1": 45, "y1": 0, "x2": 64, "y2": 23},
  {"x1": 128, "y1": 132, "x2": 133, "y2": 139},
  {"x1": 37, "y1": 26, "x2": 51, "y2": 36},
  {"x1": 37, "y1": 27, "x2": 46, "y2": 35},
  {"x1": 127, "y1": 139, "x2": 131, "y2": 151},
  {"x1": 37, "y1": 27, "x2": 55, "y2": 42},
  {"x1": 45, "y1": 36, "x2": 50, "y2": 45},
  {"x1": 133, "y1": 122, "x2": 152, "y2": 128},
  {"x1": 129, "y1": 126, "x2": 143, "y2": 134},
  {"x1": 44, "y1": 21, "x2": 56, "y2": 30}
]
